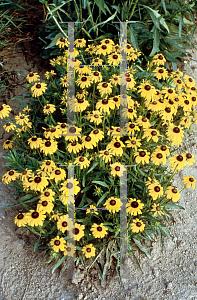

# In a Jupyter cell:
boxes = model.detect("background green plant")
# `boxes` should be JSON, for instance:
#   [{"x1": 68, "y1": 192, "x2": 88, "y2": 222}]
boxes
[{"x1": 38, "y1": 0, "x2": 196, "y2": 68}]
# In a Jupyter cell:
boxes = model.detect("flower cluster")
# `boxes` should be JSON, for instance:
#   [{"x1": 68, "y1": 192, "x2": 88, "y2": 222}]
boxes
[{"x1": 1, "y1": 37, "x2": 197, "y2": 280}]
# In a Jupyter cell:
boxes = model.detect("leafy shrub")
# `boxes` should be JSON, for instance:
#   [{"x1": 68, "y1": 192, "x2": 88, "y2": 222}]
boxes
[{"x1": 1, "y1": 37, "x2": 197, "y2": 284}]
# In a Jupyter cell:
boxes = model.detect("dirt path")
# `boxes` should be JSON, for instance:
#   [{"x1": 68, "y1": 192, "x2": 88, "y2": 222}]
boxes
[{"x1": 0, "y1": 36, "x2": 197, "y2": 299}]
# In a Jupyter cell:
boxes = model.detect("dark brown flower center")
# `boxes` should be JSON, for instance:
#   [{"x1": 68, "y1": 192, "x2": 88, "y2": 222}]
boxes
[
  {"x1": 94, "y1": 114, "x2": 99, "y2": 118},
  {"x1": 156, "y1": 206, "x2": 161, "y2": 211},
  {"x1": 32, "y1": 137, "x2": 37, "y2": 141},
  {"x1": 6, "y1": 123, "x2": 10, "y2": 126},
  {"x1": 152, "y1": 101, "x2": 157, "y2": 105},
  {"x1": 161, "y1": 146, "x2": 166, "y2": 151},
  {"x1": 45, "y1": 141, "x2": 51, "y2": 147},
  {"x1": 114, "y1": 142, "x2": 121, "y2": 148},
  {"x1": 81, "y1": 77, "x2": 87, "y2": 82},
  {"x1": 69, "y1": 127, "x2": 76, "y2": 133},
  {"x1": 128, "y1": 109, "x2": 133, "y2": 112},
  {"x1": 79, "y1": 157, "x2": 85, "y2": 162},
  {"x1": 97, "y1": 226, "x2": 102, "y2": 231},
  {"x1": 86, "y1": 248, "x2": 91, "y2": 253},
  {"x1": 20, "y1": 116, "x2": 24, "y2": 119},
  {"x1": 131, "y1": 201, "x2": 139, "y2": 208},
  {"x1": 54, "y1": 240, "x2": 60, "y2": 246},
  {"x1": 32, "y1": 212, "x2": 39, "y2": 218},
  {"x1": 139, "y1": 151, "x2": 146, "y2": 157},
  {"x1": 104, "y1": 151, "x2": 109, "y2": 155},
  {"x1": 102, "y1": 99, "x2": 108, "y2": 104},
  {"x1": 85, "y1": 136, "x2": 91, "y2": 142},
  {"x1": 22, "y1": 170, "x2": 27, "y2": 175},
  {"x1": 60, "y1": 38, "x2": 65, "y2": 42},
  {"x1": 113, "y1": 55, "x2": 118, "y2": 59},
  {"x1": 173, "y1": 127, "x2": 180, "y2": 133},
  {"x1": 168, "y1": 89, "x2": 173, "y2": 94},
  {"x1": 177, "y1": 155, "x2": 183, "y2": 161},
  {"x1": 189, "y1": 78, "x2": 193, "y2": 82},
  {"x1": 51, "y1": 128, "x2": 56, "y2": 132},
  {"x1": 131, "y1": 140, "x2": 136, "y2": 144},
  {"x1": 158, "y1": 55, "x2": 163, "y2": 60},
  {"x1": 192, "y1": 97, "x2": 196, "y2": 101},
  {"x1": 78, "y1": 99, "x2": 84, "y2": 103},
  {"x1": 93, "y1": 130, "x2": 99, "y2": 134},
  {"x1": 67, "y1": 182, "x2": 73, "y2": 189},
  {"x1": 159, "y1": 99, "x2": 164, "y2": 103},
  {"x1": 9, "y1": 171, "x2": 14, "y2": 176},
  {"x1": 46, "y1": 106, "x2": 50, "y2": 109},
  {"x1": 71, "y1": 142, "x2": 77, "y2": 146},
  {"x1": 156, "y1": 153, "x2": 163, "y2": 159},
  {"x1": 115, "y1": 166, "x2": 120, "y2": 171},
  {"x1": 154, "y1": 186, "x2": 160, "y2": 192},
  {"x1": 169, "y1": 100, "x2": 174, "y2": 105},
  {"x1": 184, "y1": 100, "x2": 189, "y2": 105},
  {"x1": 145, "y1": 85, "x2": 151, "y2": 91},
  {"x1": 165, "y1": 107, "x2": 171, "y2": 113},
  {"x1": 102, "y1": 83, "x2": 108, "y2": 88},
  {"x1": 17, "y1": 214, "x2": 24, "y2": 219},
  {"x1": 177, "y1": 80, "x2": 182, "y2": 84},
  {"x1": 34, "y1": 177, "x2": 42, "y2": 183},
  {"x1": 172, "y1": 188, "x2": 177, "y2": 193},
  {"x1": 151, "y1": 130, "x2": 157, "y2": 136},
  {"x1": 74, "y1": 228, "x2": 80, "y2": 235},
  {"x1": 42, "y1": 201, "x2": 48, "y2": 206},
  {"x1": 44, "y1": 192, "x2": 50, "y2": 196},
  {"x1": 174, "y1": 98, "x2": 179, "y2": 102},
  {"x1": 46, "y1": 161, "x2": 51, "y2": 165},
  {"x1": 36, "y1": 84, "x2": 41, "y2": 89},
  {"x1": 189, "y1": 177, "x2": 194, "y2": 182},
  {"x1": 142, "y1": 118, "x2": 147, "y2": 122},
  {"x1": 55, "y1": 170, "x2": 61, "y2": 175},
  {"x1": 159, "y1": 69, "x2": 164, "y2": 73},
  {"x1": 110, "y1": 199, "x2": 116, "y2": 205},
  {"x1": 61, "y1": 123, "x2": 66, "y2": 128},
  {"x1": 102, "y1": 45, "x2": 107, "y2": 49},
  {"x1": 136, "y1": 222, "x2": 142, "y2": 227},
  {"x1": 130, "y1": 123, "x2": 135, "y2": 129},
  {"x1": 29, "y1": 73, "x2": 34, "y2": 77},
  {"x1": 186, "y1": 153, "x2": 192, "y2": 159},
  {"x1": 62, "y1": 221, "x2": 67, "y2": 227}
]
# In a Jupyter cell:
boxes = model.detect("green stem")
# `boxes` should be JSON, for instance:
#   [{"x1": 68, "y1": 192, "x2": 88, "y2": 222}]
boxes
[
  {"x1": 87, "y1": 0, "x2": 96, "y2": 32},
  {"x1": 129, "y1": 0, "x2": 139, "y2": 21},
  {"x1": 131, "y1": 162, "x2": 141, "y2": 188},
  {"x1": 45, "y1": 3, "x2": 68, "y2": 38},
  {"x1": 163, "y1": 164, "x2": 178, "y2": 189},
  {"x1": 49, "y1": 113, "x2": 56, "y2": 126},
  {"x1": 179, "y1": 186, "x2": 186, "y2": 193}
]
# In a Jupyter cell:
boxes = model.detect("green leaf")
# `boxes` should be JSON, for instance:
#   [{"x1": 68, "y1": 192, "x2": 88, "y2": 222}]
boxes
[
  {"x1": 92, "y1": 180, "x2": 109, "y2": 188},
  {"x1": 94, "y1": 0, "x2": 106, "y2": 15},
  {"x1": 160, "y1": 226, "x2": 171, "y2": 237},
  {"x1": 81, "y1": 185, "x2": 92, "y2": 193},
  {"x1": 179, "y1": 14, "x2": 183, "y2": 38},
  {"x1": 89, "y1": 11, "x2": 117, "y2": 33},
  {"x1": 129, "y1": 24, "x2": 138, "y2": 50},
  {"x1": 52, "y1": 255, "x2": 67, "y2": 274},
  {"x1": 33, "y1": 237, "x2": 41, "y2": 252},
  {"x1": 87, "y1": 162, "x2": 99, "y2": 174},
  {"x1": 161, "y1": 0, "x2": 167, "y2": 14},
  {"x1": 143, "y1": 5, "x2": 161, "y2": 30},
  {"x1": 133, "y1": 238, "x2": 151, "y2": 259},
  {"x1": 19, "y1": 194, "x2": 35, "y2": 202},
  {"x1": 45, "y1": 32, "x2": 63, "y2": 49},
  {"x1": 164, "y1": 204, "x2": 185, "y2": 210},
  {"x1": 82, "y1": 175, "x2": 86, "y2": 187},
  {"x1": 97, "y1": 191, "x2": 110, "y2": 206},
  {"x1": 150, "y1": 26, "x2": 160, "y2": 56}
]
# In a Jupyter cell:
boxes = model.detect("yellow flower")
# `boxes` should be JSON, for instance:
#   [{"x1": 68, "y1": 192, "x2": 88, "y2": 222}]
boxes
[
  {"x1": 43, "y1": 104, "x2": 56, "y2": 114},
  {"x1": 74, "y1": 38, "x2": 86, "y2": 48},
  {"x1": 90, "y1": 223, "x2": 108, "y2": 239},
  {"x1": 37, "y1": 199, "x2": 54, "y2": 214},
  {"x1": 26, "y1": 72, "x2": 40, "y2": 83},
  {"x1": 2, "y1": 170, "x2": 20, "y2": 185},
  {"x1": 82, "y1": 244, "x2": 96, "y2": 258},
  {"x1": 25, "y1": 210, "x2": 46, "y2": 227},
  {"x1": 96, "y1": 98, "x2": 115, "y2": 115},
  {"x1": 86, "y1": 205, "x2": 99, "y2": 215},
  {"x1": 134, "y1": 149, "x2": 150, "y2": 165},
  {"x1": 56, "y1": 37, "x2": 68, "y2": 48},
  {"x1": 74, "y1": 156, "x2": 90, "y2": 170},
  {"x1": 0, "y1": 104, "x2": 12, "y2": 119},
  {"x1": 127, "y1": 198, "x2": 144, "y2": 216},
  {"x1": 30, "y1": 176, "x2": 49, "y2": 192},
  {"x1": 168, "y1": 154, "x2": 186, "y2": 171},
  {"x1": 151, "y1": 204, "x2": 164, "y2": 216},
  {"x1": 31, "y1": 82, "x2": 47, "y2": 98},
  {"x1": 28, "y1": 136, "x2": 43, "y2": 149},
  {"x1": 130, "y1": 218, "x2": 145, "y2": 233},
  {"x1": 97, "y1": 82, "x2": 113, "y2": 97},
  {"x1": 50, "y1": 168, "x2": 67, "y2": 183},
  {"x1": 49, "y1": 236, "x2": 66, "y2": 252},
  {"x1": 104, "y1": 197, "x2": 122, "y2": 214},
  {"x1": 3, "y1": 140, "x2": 14, "y2": 150},
  {"x1": 3, "y1": 122, "x2": 16, "y2": 132},
  {"x1": 40, "y1": 140, "x2": 58, "y2": 156},
  {"x1": 14, "y1": 212, "x2": 28, "y2": 227},
  {"x1": 147, "y1": 183, "x2": 163, "y2": 200},
  {"x1": 165, "y1": 186, "x2": 180, "y2": 202},
  {"x1": 68, "y1": 223, "x2": 85, "y2": 241},
  {"x1": 182, "y1": 176, "x2": 197, "y2": 189},
  {"x1": 57, "y1": 214, "x2": 69, "y2": 233}
]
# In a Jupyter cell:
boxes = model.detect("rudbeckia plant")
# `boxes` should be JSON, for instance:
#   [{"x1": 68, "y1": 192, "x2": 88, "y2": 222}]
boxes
[{"x1": 1, "y1": 37, "x2": 197, "y2": 285}]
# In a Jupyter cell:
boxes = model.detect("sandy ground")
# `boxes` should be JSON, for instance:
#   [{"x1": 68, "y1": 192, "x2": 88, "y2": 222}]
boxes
[{"x1": 0, "y1": 35, "x2": 197, "y2": 300}]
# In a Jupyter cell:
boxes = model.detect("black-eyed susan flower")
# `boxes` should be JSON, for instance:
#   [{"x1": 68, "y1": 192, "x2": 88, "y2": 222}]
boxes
[
  {"x1": 49, "y1": 236, "x2": 66, "y2": 252},
  {"x1": 107, "y1": 52, "x2": 120, "y2": 65},
  {"x1": 40, "y1": 140, "x2": 58, "y2": 156},
  {"x1": 63, "y1": 243, "x2": 76, "y2": 256},
  {"x1": 98, "y1": 150, "x2": 113, "y2": 163},
  {"x1": 166, "y1": 124, "x2": 184, "y2": 146},
  {"x1": 25, "y1": 209, "x2": 46, "y2": 227},
  {"x1": 183, "y1": 152, "x2": 195, "y2": 166},
  {"x1": 69, "y1": 223, "x2": 85, "y2": 241},
  {"x1": 74, "y1": 38, "x2": 86, "y2": 48},
  {"x1": 165, "y1": 186, "x2": 180, "y2": 202},
  {"x1": 3, "y1": 122, "x2": 16, "y2": 133},
  {"x1": 19, "y1": 169, "x2": 33, "y2": 181},
  {"x1": 182, "y1": 176, "x2": 197, "y2": 189},
  {"x1": 90, "y1": 223, "x2": 108, "y2": 239},
  {"x1": 14, "y1": 212, "x2": 28, "y2": 227},
  {"x1": 31, "y1": 82, "x2": 47, "y2": 98},
  {"x1": 183, "y1": 75, "x2": 195, "y2": 88},
  {"x1": 112, "y1": 43, "x2": 120, "y2": 53},
  {"x1": 28, "y1": 136, "x2": 43, "y2": 149},
  {"x1": 81, "y1": 135, "x2": 97, "y2": 150},
  {"x1": 49, "y1": 211, "x2": 61, "y2": 221},
  {"x1": 40, "y1": 189, "x2": 55, "y2": 202},
  {"x1": 75, "y1": 97, "x2": 90, "y2": 112},
  {"x1": 168, "y1": 154, "x2": 186, "y2": 171},
  {"x1": 162, "y1": 87, "x2": 177, "y2": 100},
  {"x1": 159, "y1": 107, "x2": 174, "y2": 122},
  {"x1": 26, "y1": 72, "x2": 40, "y2": 83},
  {"x1": 138, "y1": 80, "x2": 156, "y2": 102},
  {"x1": 56, "y1": 37, "x2": 68, "y2": 48},
  {"x1": 43, "y1": 127, "x2": 62, "y2": 140},
  {"x1": 130, "y1": 218, "x2": 145, "y2": 233},
  {"x1": 60, "y1": 178, "x2": 81, "y2": 197},
  {"x1": 22, "y1": 175, "x2": 34, "y2": 191},
  {"x1": 109, "y1": 74, "x2": 120, "y2": 87},
  {"x1": 152, "y1": 53, "x2": 166, "y2": 65},
  {"x1": 82, "y1": 244, "x2": 96, "y2": 258},
  {"x1": 147, "y1": 183, "x2": 164, "y2": 200},
  {"x1": 125, "y1": 122, "x2": 140, "y2": 135},
  {"x1": 104, "y1": 197, "x2": 122, "y2": 214},
  {"x1": 106, "y1": 138, "x2": 125, "y2": 157},
  {"x1": 67, "y1": 141, "x2": 82, "y2": 154},
  {"x1": 127, "y1": 107, "x2": 137, "y2": 119},
  {"x1": 30, "y1": 176, "x2": 49, "y2": 192},
  {"x1": 106, "y1": 126, "x2": 121, "y2": 137},
  {"x1": 96, "y1": 43, "x2": 113, "y2": 56},
  {"x1": 142, "y1": 127, "x2": 161, "y2": 143},
  {"x1": 89, "y1": 129, "x2": 104, "y2": 143},
  {"x1": 110, "y1": 163, "x2": 125, "y2": 177},
  {"x1": 86, "y1": 205, "x2": 99, "y2": 215},
  {"x1": 45, "y1": 70, "x2": 57, "y2": 80},
  {"x1": 43, "y1": 104, "x2": 56, "y2": 115},
  {"x1": 37, "y1": 199, "x2": 54, "y2": 213},
  {"x1": 65, "y1": 126, "x2": 82, "y2": 142},
  {"x1": 125, "y1": 137, "x2": 141, "y2": 150},
  {"x1": 127, "y1": 198, "x2": 144, "y2": 216},
  {"x1": 151, "y1": 151, "x2": 167, "y2": 165},
  {"x1": 85, "y1": 44, "x2": 96, "y2": 55},
  {"x1": 96, "y1": 98, "x2": 115, "y2": 115},
  {"x1": 57, "y1": 214, "x2": 69, "y2": 233},
  {"x1": 15, "y1": 112, "x2": 29, "y2": 126},
  {"x1": 91, "y1": 70, "x2": 103, "y2": 83},
  {"x1": 86, "y1": 110, "x2": 104, "y2": 125},
  {"x1": 135, "y1": 116, "x2": 151, "y2": 129},
  {"x1": 40, "y1": 160, "x2": 56, "y2": 173},
  {"x1": 154, "y1": 145, "x2": 170, "y2": 156},
  {"x1": 50, "y1": 168, "x2": 66, "y2": 183},
  {"x1": 91, "y1": 57, "x2": 103, "y2": 66},
  {"x1": 145, "y1": 177, "x2": 160, "y2": 187},
  {"x1": 97, "y1": 82, "x2": 113, "y2": 97},
  {"x1": 151, "y1": 204, "x2": 164, "y2": 217},
  {"x1": 153, "y1": 66, "x2": 168, "y2": 80},
  {"x1": 0, "y1": 104, "x2": 11, "y2": 119},
  {"x1": 74, "y1": 156, "x2": 90, "y2": 170},
  {"x1": 3, "y1": 140, "x2": 14, "y2": 150},
  {"x1": 75, "y1": 65, "x2": 92, "y2": 75},
  {"x1": 2, "y1": 169, "x2": 20, "y2": 185},
  {"x1": 76, "y1": 75, "x2": 93, "y2": 89},
  {"x1": 134, "y1": 149, "x2": 150, "y2": 165}
]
